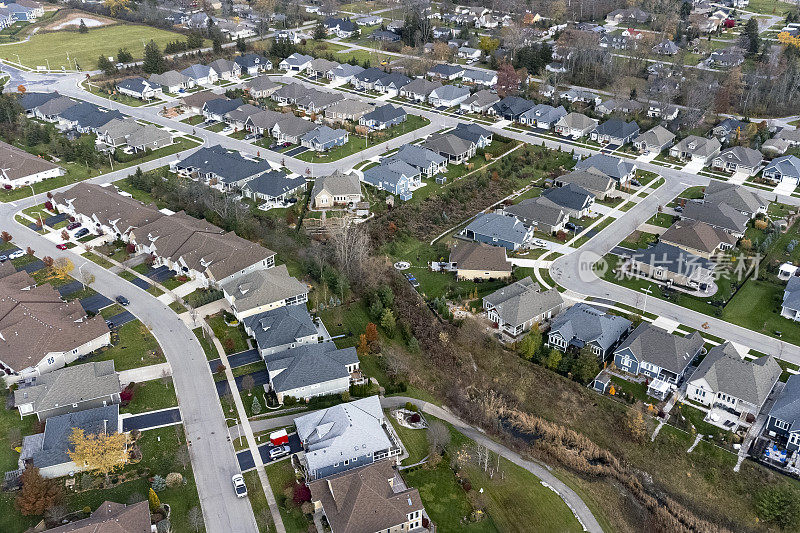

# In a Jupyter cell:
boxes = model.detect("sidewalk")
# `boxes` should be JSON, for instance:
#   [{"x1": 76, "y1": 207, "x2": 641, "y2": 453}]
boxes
[{"x1": 119, "y1": 362, "x2": 172, "y2": 385}]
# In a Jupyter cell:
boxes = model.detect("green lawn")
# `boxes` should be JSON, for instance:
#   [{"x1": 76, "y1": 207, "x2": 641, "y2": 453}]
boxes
[
  {"x1": 646, "y1": 212, "x2": 675, "y2": 228},
  {"x1": 317, "y1": 302, "x2": 371, "y2": 349},
  {"x1": 82, "y1": 82, "x2": 151, "y2": 107},
  {"x1": 169, "y1": 301, "x2": 188, "y2": 314},
  {"x1": 206, "y1": 122, "x2": 228, "y2": 132},
  {"x1": 83, "y1": 251, "x2": 114, "y2": 269},
  {"x1": 387, "y1": 413, "x2": 428, "y2": 465},
  {"x1": 193, "y1": 328, "x2": 218, "y2": 360},
  {"x1": 620, "y1": 230, "x2": 657, "y2": 250},
  {"x1": 243, "y1": 470, "x2": 273, "y2": 532},
  {"x1": 86, "y1": 320, "x2": 166, "y2": 371},
  {"x1": 207, "y1": 313, "x2": 249, "y2": 354},
  {"x1": 181, "y1": 115, "x2": 206, "y2": 126},
  {"x1": 121, "y1": 379, "x2": 179, "y2": 415},
  {"x1": 0, "y1": 389, "x2": 37, "y2": 474},
  {"x1": 5, "y1": 23, "x2": 205, "y2": 70},
  {"x1": 265, "y1": 460, "x2": 311, "y2": 533}
]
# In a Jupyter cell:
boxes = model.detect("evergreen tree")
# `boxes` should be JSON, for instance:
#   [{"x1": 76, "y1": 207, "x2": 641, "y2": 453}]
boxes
[
  {"x1": 78, "y1": 19, "x2": 88, "y2": 33},
  {"x1": 745, "y1": 18, "x2": 760, "y2": 56},
  {"x1": 97, "y1": 55, "x2": 116, "y2": 75},
  {"x1": 518, "y1": 329, "x2": 542, "y2": 361},
  {"x1": 142, "y1": 40, "x2": 164, "y2": 74},
  {"x1": 252, "y1": 395, "x2": 262, "y2": 415},
  {"x1": 236, "y1": 37, "x2": 247, "y2": 54},
  {"x1": 148, "y1": 488, "x2": 161, "y2": 512},
  {"x1": 151, "y1": 474, "x2": 167, "y2": 492},
  {"x1": 571, "y1": 346, "x2": 600, "y2": 384},
  {"x1": 314, "y1": 21, "x2": 326, "y2": 40},
  {"x1": 213, "y1": 35, "x2": 223, "y2": 54},
  {"x1": 117, "y1": 48, "x2": 133, "y2": 63}
]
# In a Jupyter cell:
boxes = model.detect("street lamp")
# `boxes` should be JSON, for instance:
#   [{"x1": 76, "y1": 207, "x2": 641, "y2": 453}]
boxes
[{"x1": 27, "y1": 184, "x2": 43, "y2": 229}]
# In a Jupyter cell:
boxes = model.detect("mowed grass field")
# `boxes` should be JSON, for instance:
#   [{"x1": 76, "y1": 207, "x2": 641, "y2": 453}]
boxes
[{"x1": 2, "y1": 24, "x2": 194, "y2": 70}]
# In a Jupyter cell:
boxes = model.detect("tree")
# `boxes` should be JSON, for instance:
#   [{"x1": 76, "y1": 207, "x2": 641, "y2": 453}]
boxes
[
  {"x1": 25, "y1": 246, "x2": 34, "y2": 256},
  {"x1": 142, "y1": 40, "x2": 165, "y2": 75},
  {"x1": 756, "y1": 487, "x2": 800, "y2": 529},
  {"x1": 236, "y1": 37, "x2": 247, "y2": 54},
  {"x1": 518, "y1": 329, "x2": 542, "y2": 361},
  {"x1": 60, "y1": 229, "x2": 69, "y2": 241},
  {"x1": 314, "y1": 21, "x2": 326, "y2": 40},
  {"x1": 242, "y1": 374, "x2": 255, "y2": 395},
  {"x1": 16, "y1": 466, "x2": 62, "y2": 516},
  {"x1": 78, "y1": 19, "x2": 88, "y2": 33},
  {"x1": 188, "y1": 506, "x2": 203, "y2": 531},
  {"x1": 41, "y1": 256, "x2": 54, "y2": 270},
  {"x1": 380, "y1": 308, "x2": 396, "y2": 336},
  {"x1": 626, "y1": 407, "x2": 648, "y2": 443},
  {"x1": 495, "y1": 62, "x2": 520, "y2": 98},
  {"x1": 0, "y1": 231, "x2": 11, "y2": 242},
  {"x1": 478, "y1": 36, "x2": 500, "y2": 55},
  {"x1": 744, "y1": 18, "x2": 760, "y2": 56},
  {"x1": 571, "y1": 346, "x2": 600, "y2": 384},
  {"x1": 105, "y1": 0, "x2": 131, "y2": 16},
  {"x1": 148, "y1": 488, "x2": 161, "y2": 512},
  {"x1": 117, "y1": 48, "x2": 133, "y2": 64},
  {"x1": 212, "y1": 35, "x2": 223, "y2": 54},
  {"x1": 151, "y1": 474, "x2": 167, "y2": 491},
  {"x1": 365, "y1": 322, "x2": 379, "y2": 343},
  {"x1": 427, "y1": 420, "x2": 450, "y2": 455},
  {"x1": 357, "y1": 333, "x2": 368, "y2": 355},
  {"x1": 67, "y1": 428, "x2": 127, "y2": 483},
  {"x1": 292, "y1": 482, "x2": 311, "y2": 504},
  {"x1": 51, "y1": 257, "x2": 74, "y2": 279},
  {"x1": 252, "y1": 395, "x2": 262, "y2": 415},
  {"x1": 544, "y1": 348, "x2": 562, "y2": 371},
  {"x1": 175, "y1": 444, "x2": 190, "y2": 471}
]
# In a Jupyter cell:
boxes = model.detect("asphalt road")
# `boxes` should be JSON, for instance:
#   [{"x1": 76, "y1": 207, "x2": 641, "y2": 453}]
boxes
[{"x1": 0, "y1": 200, "x2": 260, "y2": 533}]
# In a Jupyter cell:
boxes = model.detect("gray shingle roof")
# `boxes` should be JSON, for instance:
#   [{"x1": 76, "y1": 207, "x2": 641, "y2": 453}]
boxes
[
  {"x1": 682, "y1": 201, "x2": 749, "y2": 234},
  {"x1": 703, "y1": 181, "x2": 765, "y2": 215},
  {"x1": 244, "y1": 305, "x2": 317, "y2": 351},
  {"x1": 630, "y1": 241, "x2": 715, "y2": 276},
  {"x1": 361, "y1": 104, "x2": 406, "y2": 124},
  {"x1": 451, "y1": 123, "x2": 491, "y2": 145},
  {"x1": 387, "y1": 144, "x2": 446, "y2": 171},
  {"x1": 176, "y1": 144, "x2": 271, "y2": 184},
  {"x1": 424, "y1": 133, "x2": 474, "y2": 156},
  {"x1": 222, "y1": 265, "x2": 307, "y2": 314},
  {"x1": 14, "y1": 361, "x2": 120, "y2": 414},
  {"x1": 267, "y1": 342, "x2": 357, "y2": 393},
  {"x1": 769, "y1": 374, "x2": 800, "y2": 429},
  {"x1": 242, "y1": 170, "x2": 305, "y2": 199},
  {"x1": 633, "y1": 125, "x2": 675, "y2": 148},
  {"x1": 504, "y1": 197, "x2": 566, "y2": 227},
  {"x1": 429, "y1": 63, "x2": 464, "y2": 77},
  {"x1": 615, "y1": 323, "x2": 703, "y2": 374},
  {"x1": 540, "y1": 183, "x2": 594, "y2": 212},
  {"x1": 593, "y1": 118, "x2": 639, "y2": 140},
  {"x1": 429, "y1": 84, "x2": 470, "y2": 101},
  {"x1": 483, "y1": 276, "x2": 564, "y2": 327},
  {"x1": 690, "y1": 343, "x2": 781, "y2": 407},
  {"x1": 574, "y1": 154, "x2": 635, "y2": 181},
  {"x1": 549, "y1": 303, "x2": 631, "y2": 352},
  {"x1": 465, "y1": 212, "x2": 530, "y2": 246},
  {"x1": 783, "y1": 276, "x2": 800, "y2": 313},
  {"x1": 715, "y1": 146, "x2": 763, "y2": 169},
  {"x1": 301, "y1": 125, "x2": 347, "y2": 146},
  {"x1": 311, "y1": 170, "x2": 361, "y2": 199}
]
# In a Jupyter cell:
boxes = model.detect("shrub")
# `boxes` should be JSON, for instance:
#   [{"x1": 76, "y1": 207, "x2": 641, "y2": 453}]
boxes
[
  {"x1": 405, "y1": 401, "x2": 418, "y2": 412},
  {"x1": 292, "y1": 482, "x2": 311, "y2": 504},
  {"x1": 409, "y1": 413, "x2": 421, "y2": 423},
  {"x1": 165, "y1": 472, "x2": 183, "y2": 488},
  {"x1": 151, "y1": 475, "x2": 167, "y2": 492}
]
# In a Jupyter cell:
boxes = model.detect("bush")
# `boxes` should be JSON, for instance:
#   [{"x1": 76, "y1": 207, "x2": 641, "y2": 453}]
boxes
[
  {"x1": 165, "y1": 472, "x2": 183, "y2": 488},
  {"x1": 292, "y1": 482, "x2": 311, "y2": 504},
  {"x1": 283, "y1": 395, "x2": 297, "y2": 406},
  {"x1": 151, "y1": 475, "x2": 167, "y2": 492},
  {"x1": 405, "y1": 401, "x2": 418, "y2": 412},
  {"x1": 409, "y1": 413, "x2": 421, "y2": 423}
]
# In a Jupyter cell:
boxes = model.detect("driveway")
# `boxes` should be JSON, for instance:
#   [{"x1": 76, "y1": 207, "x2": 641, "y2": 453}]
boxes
[
  {"x1": 79, "y1": 294, "x2": 113, "y2": 314},
  {"x1": 283, "y1": 146, "x2": 308, "y2": 157},
  {"x1": 209, "y1": 348, "x2": 261, "y2": 371},
  {"x1": 773, "y1": 179, "x2": 797, "y2": 197},
  {"x1": 121, "y1": 407, "x2": 182, "y2": 432},
  {"x1": 236, "y1": 433, "x2": 303, "y2": 472}
]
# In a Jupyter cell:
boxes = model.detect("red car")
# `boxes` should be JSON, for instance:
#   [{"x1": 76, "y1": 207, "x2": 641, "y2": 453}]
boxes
[{"x1": 56, "y1": 243, "x2": 68, "y2": 250}]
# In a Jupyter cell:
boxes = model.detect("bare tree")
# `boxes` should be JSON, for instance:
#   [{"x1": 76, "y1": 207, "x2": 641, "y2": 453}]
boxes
[
  {"x1": 242, "y1": 374, "x2": 255, "y2": 396},
  {"x1": 332, "y1": 224, "x2": 370, "y2": 280},
  {"x1": 175, "y1": 444, "x2": 191, "y2": 471},
  {"x1": 427, "y1": 420, "x2": 451, "y2": 455},
  {"x1": 188, "y1": 506, "x2": 203, "y2": 532}
]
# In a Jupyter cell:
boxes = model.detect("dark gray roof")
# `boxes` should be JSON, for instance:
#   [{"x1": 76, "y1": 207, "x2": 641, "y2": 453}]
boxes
[
  {"x1": 492, "y1": 96, "x2": 536, "y2": 117},
  {"x1": 715, "y1": 146, "x2": 763, "y2": 169},
  {"x1": 483, "y1": 277, "x2": 563, "y2": 326},
  {"x1": 361, "y1": 104, "x2": 406, "y2": 124},
  {"x1": 521, "y1": 104, "x2": 567, "y2": 125},
  {"x1": 235, "y1": 53, "x2": 270, "y2": 70},
  {"x1": 540, "y1": 183, "x2": 594, "y2": 212},
  {"x1": 574, "y1": 154, "x2": 635, "y2": 181},
  {"x1": 504, "y1": 197, "x2": 566, "y2": 227},
  {"x1": 14, "y1": 361, "x2": 119, "y2": 413},
  {"x1": 355, "y1": 67, "x2": 387, "y2": 84},
  {"x1": 424, "y1": 133, "x2": 474, "y2": 156},
  {"x1": 783, "y1": 276, "x2": 800, "y2": 312},
  {"x1": 465, "y1": 213, "x2": 530, "y2": 245},
  {"x1": 556, "y1": 169, "x2": 615, "y2": 194},
  {"x1": 176, "y1": 144, "x2": 271, "y2": 184},
  {"x1": 690, "y1": 343, "x2": 781, "y2": 407},
  {"x1": 204, "y1": 97, "x2": 244, "y2": 116},
  {"x1": 376, "y1": 72, "x2": 411, "y2": 89},
  {"x1": 58, "y1": 102, "x2": 123, "y2": 129},
  {"x1": 593, "y1": 118, "x2": 639, "y2": 140},
  {"x1": 267, "y1": 342, "x2": 358, "y2": 393},
  {"x1": 451, "y1": 123, "x2": 492, "y2": 145},
  {"x1": 301, "y1": 125, "x2": 347, "y2": 145},
  {"x1": 18, "y1": 91, "x2": 60, "y2": 111},
  {"x1": 429, "y1": 63, "x2": 464, "y2": 77},
  {"x1": 682, "y1": 202, "x2": 749, "y2": 234},
  {"x1": 117, "y1": 77, "x2": 152, "y2": 93},
  {"x1": 243, "y1": 305, "x2": 317, "y2": 351},
  {"x1": 242, "y1": 170, "x2": 305, "y2": 198},
  {"x1": 769, "y1": 374, "x2": 800, "y2": 429},
  {"x1": 703, "y1": 181, "x2": 765, "y2": 215},
  {"x1": 387, "y1": 144, "x2": 446, "y2": 170},
  {"x1": 764, "y1": 155, "x2": 800, "y2": 179},
  {"x1": 630, "y1": 241, "x2": 715, "y2": 276},
  {"x1": 549, "y1": 303, "x2": 631, "y2": 352},
  {"x1": 615, "y1": 323, "x2": 703, "y2": 374}
]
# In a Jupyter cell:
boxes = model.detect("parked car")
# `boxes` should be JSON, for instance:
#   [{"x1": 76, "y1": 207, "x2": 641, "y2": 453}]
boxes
[
  {"x1": 674, "y1": 205, "x2": 683, "y2": 212},
  {"x1": 231, "y1": 474, "x2": 247, "y2": 498},
  {"x1": 56, "y1": 243, "x2": 68, "y2": 250},
  {"x1": 565, "y1": 222, "x2": 576, "y2": 231},
  {"x1": 221, "y1": 126, "x2": 234, "y2": 135},
  {"x1": 105, "y1": 320, "x2": 114, "y2": 328},
  {"x1": 67, "y1": 222, "x2": 81, "y2": 231},
  {"x1": 8, "y1": 250, "x2": 24, "y2": 259},
  {"x1": 0, "y1": 255, "x2": 6, "y2": 263},
  {"x1": 631, "y1": 180, "x2": 641, "y2": 187},
  {"x1": 532, "y1": 239, "x2": 548, "y2": 247},
  {"x1": 74, "y1": 228, "x2": 90, "y2": 238},
  {"x1": 116, "y1": 295, "x2": 129, "y2": 306},
  {"x1": 269, "y1": 445, "x2": 291, "y2": 460}
]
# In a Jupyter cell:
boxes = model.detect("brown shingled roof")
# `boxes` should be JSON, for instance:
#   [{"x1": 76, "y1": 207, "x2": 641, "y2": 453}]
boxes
[
  {"x1": 660, "y1": 219, "x2": 737, "y2": 255},
  {"x1": 449, "y1": 240, "x2": 512, "y2": 273},
  {"x1": 41, "y1": 500, "x2": 150, "y2": 533}
]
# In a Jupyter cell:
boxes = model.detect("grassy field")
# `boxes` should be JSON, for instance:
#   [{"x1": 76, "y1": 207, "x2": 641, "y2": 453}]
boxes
[
  {"x1": 5, "y1": 24, "x2": 200, "y2": 70},
  {"x1": 87, "y1": 320, "x2": 166, "y2": 370},
  {"x1": 120, "y1": 378, "x2": 179, "y2": 415},
  {"x1": 264, "y1": 460, "x2": 311, "y2": 533}
]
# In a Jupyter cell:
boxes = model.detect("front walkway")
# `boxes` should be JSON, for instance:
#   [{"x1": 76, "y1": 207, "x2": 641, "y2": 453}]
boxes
[{"x1": 118, "y1": 362, "x2": 172, "y2": 385}]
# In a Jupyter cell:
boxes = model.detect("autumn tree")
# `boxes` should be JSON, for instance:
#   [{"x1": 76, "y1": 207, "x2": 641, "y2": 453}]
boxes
[
  {"x1": 25, "y1": 246, "x2": 34, "y2": 256},
  {"x1": 357, "y1": 333, "x2": 368, "y2": 355},
  {"x1": 517, "y1": 329, "x2": 542, "y2": 361},
  {"x1": 52, "y1": 257, "x2": 74, "y2": 279},
  {"x1": 365, "y1": 322, "x2": 379, "y2": 343},
  {"x1": 60, "y1": 229, "x2": 69, "y2": 241},
  {"x1": 432, "y1": 41, "x2": 452, "y2": 61},
  {"x1": 478, "y1": 36, "x2": 500, "y2": 55},
  {"x1": 626, "y1": 406, "x2": 648, "y2": 443},
  {"x1": 16, "y1": 466, "x2": 62, "y2": 516},
  {"x1": 148, "y1": 488, "x2": 161, "y2": 512},
  {"x1": 104, "y1": 0, "x2": 131, "y2": 17},
  {"x1": 67, "y1": 428, "x2": 127, "y2": 484},
  {"x1": 41, "y1": 256, "x2": 54, "y2": 270},
  {"x1": 0, "y1": 231, "x2": 11, "y2": 242},
  {"x1": 495, "y1": 62, "x2": 520, "y2": 98},
  {"x1": 242, "y1": 374, "x2": 255, "y2": 396}
]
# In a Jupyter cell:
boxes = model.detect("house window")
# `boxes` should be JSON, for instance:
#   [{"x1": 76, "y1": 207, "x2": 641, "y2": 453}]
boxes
[
  {"x1": 775, "y1": 419, "x2": 790, "y2": 431},
  {"x1": 344, "y1": 460, "x2": 349, "y2": 466}
]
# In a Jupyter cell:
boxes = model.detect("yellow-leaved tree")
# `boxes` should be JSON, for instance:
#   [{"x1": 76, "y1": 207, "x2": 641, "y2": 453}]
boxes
[
  {"x1": 67, "y1": 428, "x2": 127, "y2": 484},
  {"x1": 51, "y1": 257, "x2": 74, "y2": 280},
  {"x1": 104, "y1": 0, "x2": 131, "y2": 16}
]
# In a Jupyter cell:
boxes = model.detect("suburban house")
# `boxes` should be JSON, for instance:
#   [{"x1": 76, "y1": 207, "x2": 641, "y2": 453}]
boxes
[
  {"x1": 97, "y1": 118, "x2": 142, "y2": 148},
  {"x1": 762, "y1": 138, "x2": 791, "y2": 157},
  {"x1": 243, "y1": 305, "x2": 319, "y2": 358},
  {"x1": 423, "y1": 133, "x2": 476, "y2": 164},
  {"x1": 352, "y1": 67, "x2": 389, "y2": 91},
  {"x1": 202, "y1": 97, "x2": 244, "y2": 122},
  {"x1": 703, "y1": 181, "x2": 767, "y2": 218},
  {"x1": 554, "y1": 112, "x2": 599, "y2": 139},
  {"x1": 173, "y1": 144, "x2": 272, "y2": 190},
  {"x1": 300, "y1": 125, "x2": 349, "y2": 152},
  {"x1": 279, "y1": 53, "x2": 314, "y2": 72},
  {"x1": 181, "y1": 64, "x2": 218, "y2": 85},
  {"x1": 234, "y1": 53, "x2": 272, "y2": 75},
  {"x1": 295, "y1": 87, "x2": 345, "y2": 113},
  {"x1": 372, "y1": 29, "x2": 401, "y2": 42},
  {"x1": 462, "y1": 212, "x2": 533, "y2": 250},
  {"x1": 681, "y1": 202, "x2": 749, "y2": 238},
  {"x1": 128, "y1": 125, "x2": 173, "y2": 153},
  {"x1": 659, "y1": 219, "x2": 738, "y2": 259},
  {"x1": 116, "y1": 77, "x2": 162, "y2": 100},
  {"x1": 554, "y1": 169, "x2": 617, "y2": 200},
  {"x1": 208, "y1": 58, "x2": 241, "y2": 80},
  {"x1": 272, "y1": 82, "x2": 308, "y2": 105},
  {"x1": 428, "y1": 85, "x2": 471, "y2": 108},
  {"x1": 483, "y1": 277, "x2": 565, "y2": 337},
  {"x1": 459, "y1": 90, "x2": 500, "y2": 114},
  {"x1": 14, "y1": 361, "x2": 121, "y2": 421},
  {"x1": 669, "y1": 135, "x2": 722, "y2": 163},
  {"x1": 311, "y1": 170, "x2": 363, "y2": 208},
  {"x1": 686, "y1": 343, "x2": 781, "y2": 419},
  {"x1": 559, "y1": 88, "x2": 599, "y2": 104},
  {"x1": 503, "y1": 197, "x2": 568, "y2": 234},
  {"x1": 776, "y1": 127, "x2": 800, "y2": 147},
  {"x1": 451, "y1": 123, "x2": 492, "y2": 149},
  {"x1": 221, "y1": 265, "x2": 308, "y2": 320},
  {"x1": 0, "y1": 270, "x2": 110, "y2": 381},
  {"x1": 548, "y1": 303, "x2": 632, "y2": 360},
  {"x1": 575, "y1": 154, "x2": 637, "y2": 185},
  {"x1": 595, "y1": 98, "x2": 643, "y2": 115},
  {"x1": 606, "y1": 7, "x2": 650, "y2": 25},
  {"x1": 647, "y1": 103, "x2": 679, "y2": 120},
  {"x1": 458, "y1": 46, "x2": 481, "y2": 60},
  {"x1": 709, "y1": 47, "x2": 745, "y2": 68},
  {"x1": 328, "y1": 63, "x2": 364, "y2": 84},
  {"x1": 400, "y1": 78, "x2": 442, "y2": 102},
  {"x1": 462, "y1": 68, "x2": 497, "y2": 87},
  {"x1": 324, "y1": 16, "x2": 358, "y2": 38},
  {"x1": 309, "y1": 461, "x2": 429, "y2": 533},
  {"x1": 519, "y1": 104, "x2": 567, "y2": 130},
  {"x1": 763, "y1": 155, "x2": 800, "y2": 186},
  {"x1": 447, "y1": 240, "x2": 512, "y2": 280},
  {"x1": 224, "y1": 103, "x2": 263, "y2": 130},
  {"x1": 362, "y1": 160, "x2": 420, "y2": 201},
  {"x1": 272, "y1": 116, "x2": 318, "y2": 144},
  {"x1": 627, "y1": 241, "x2": 716, "y2": 291},
  {"x1": 240, "y1": 170, "x2": 306, "y2": 205},
  {"x1": 18, "y1": 91, "x2": 61, "y2": 116},
  {"x1": 294, "y1": 395, "x2": 402, "y2": 481},
  {"x1": 540, "y1": 183, "x2": 595, "y2": 219},
  {"x1": 387, "y1": 144, "x2": 448, "y2": 178},
  {"x1": 428, "y1": 63, "x2": 465, "y2": 80},
  {"x1": 374, "y1": 73, "x2": 412, "y2": 97},
  {"x1": 0, "y1": 140, "x2": 64, "y2": 189},
  {"x1": 765, "y1": 374, "x2": 800, "y2": 452},
  {"x1": 179, "y1": 91, "x2": 221, "y2": 114},
  {"x1": 19, "y1": 404, "x2": 120, "y2": 478},
  {"x1": 492, "y1": 96, "x2": 536, "y2": 121},
  {"x1": 324, "y1": 99, "x2": 374, "y2": 123},
  {"x1": 149, "y1": 70, "x2": 195, "y2": 94},
  {"x1": 40, "y1": 501, "x2": 150, "y2": 533},
  {"x1": 245, "y1": 110, "x2": 285, "y2": 136},
  {"x1": 265, "y1": 342, "x2": 360, "y2": 403},
  {"x1": 653, "y1": 39, "x2": 680, "y2": 55},
  {"x1": 632, "y1": 125, "x2": 675, "y2": 153},
  {"x1": 590, "y1": 118, "x2": 640, "y2": 145},
  {"x1": 306, "y1": 58, "x2": 340, "y2": 79},
  {"x1": 359, "y1": 104, "x2": 407, "y2": 130},
  {"x1": 782, "y1": 276, "x2": 800, "y2": 322},
  {"x1": 711, "y1": 146, "x2": 763, "y2": 175},
  {"x1": 613, "y1": 324, "x2": 704, "y2": 399}
]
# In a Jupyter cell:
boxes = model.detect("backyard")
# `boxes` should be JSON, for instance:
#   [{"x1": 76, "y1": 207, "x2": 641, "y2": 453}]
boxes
[{"x1": 85, "y1": 320, "x2": 166, "y2": 371}]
